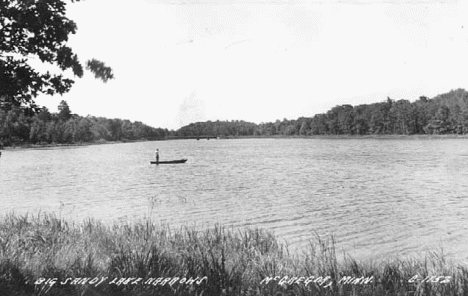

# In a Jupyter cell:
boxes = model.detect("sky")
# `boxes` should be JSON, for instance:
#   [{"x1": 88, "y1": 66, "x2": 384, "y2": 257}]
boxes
[{"x1": 34, "y1": 0, "x2": 468, "y2": 130}]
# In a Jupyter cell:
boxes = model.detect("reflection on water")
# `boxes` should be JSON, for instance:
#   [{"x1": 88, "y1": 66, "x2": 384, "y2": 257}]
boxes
[{"x1": 1, "y1": 138, "x2": 468, "y2": 262}]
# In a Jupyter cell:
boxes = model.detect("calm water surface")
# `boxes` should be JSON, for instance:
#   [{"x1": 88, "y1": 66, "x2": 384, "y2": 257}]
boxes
[{"x1": 1, "y1": 138, "x2": 468, "y2": 262}]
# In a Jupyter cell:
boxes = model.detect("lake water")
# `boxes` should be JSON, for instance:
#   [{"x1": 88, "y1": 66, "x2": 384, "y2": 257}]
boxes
[{"x1": 1, "y1": 138, "x2": 468, "y2": 263}]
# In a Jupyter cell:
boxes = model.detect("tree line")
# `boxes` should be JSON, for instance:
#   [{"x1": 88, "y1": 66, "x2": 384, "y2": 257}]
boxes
[
  {"x1": 1, "y1": 88, "x2": 468, "y2": 147},
  {"x1": 175, "y1": 88, "x2": 468, "y2": 137},
  {"x1": 0, "y1": 100, "x2": 168, "y2": 146}
]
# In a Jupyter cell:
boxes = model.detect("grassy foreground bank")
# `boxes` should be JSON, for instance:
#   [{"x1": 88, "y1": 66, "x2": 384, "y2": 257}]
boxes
[{"x1": 1, "y1": 214, "x2": 467, "y2": 296}]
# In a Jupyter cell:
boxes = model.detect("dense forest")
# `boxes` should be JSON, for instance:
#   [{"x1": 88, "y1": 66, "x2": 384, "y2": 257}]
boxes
[
  {"x1": 1, "y1": 89, "x2": 468, "y2": 147},
  {"x1": 175, "y1": 88, "x2": 468, "y2": 137},
  {"x1": 0, "y1": 100, "x2": 169, "y2": 147}
]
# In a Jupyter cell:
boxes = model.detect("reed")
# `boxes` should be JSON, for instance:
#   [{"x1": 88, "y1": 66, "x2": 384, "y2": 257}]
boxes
[{"x1": 0, "y1": 212, "x2": 467, "y2": 296}]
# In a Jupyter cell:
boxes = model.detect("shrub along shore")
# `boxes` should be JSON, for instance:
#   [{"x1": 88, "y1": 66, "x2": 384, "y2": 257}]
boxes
[{"x1": 0, "y1": 213, "x2": 467, "y2": 296}]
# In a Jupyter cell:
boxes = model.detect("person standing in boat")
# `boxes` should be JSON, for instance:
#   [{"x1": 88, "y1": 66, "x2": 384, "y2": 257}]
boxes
[{"x1": 155, "y1": 149, "x2": 159, "y2": 164}]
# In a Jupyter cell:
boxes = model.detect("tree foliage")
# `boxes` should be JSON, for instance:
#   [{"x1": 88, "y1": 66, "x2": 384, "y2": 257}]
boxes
[
  {"x1": 57, "y1": 99, "x2": 71, "y2": 121},
  {"x1": 174, "y1": 89, "x2": 468, "y2": 137},
  {"x1": 0, "y1": 0, "x2": 113, "y2": 113},
  {"x1": 86, "y1": 59, "x2": 114, "y2": 83},
  {"x1": 0, "y1": 101, "x2": 167, "y2": 146},
  {"x1": 2, "y1": 89, "x2": 467, "y2": 147},
  {"x1": 176, "y1": 120, "x2": 257, "y2": 137}
]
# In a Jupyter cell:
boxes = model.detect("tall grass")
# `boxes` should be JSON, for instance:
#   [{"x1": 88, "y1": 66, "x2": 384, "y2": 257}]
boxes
[{"x1": 0, "y1": 213, "x2": 467, "y2": 296}]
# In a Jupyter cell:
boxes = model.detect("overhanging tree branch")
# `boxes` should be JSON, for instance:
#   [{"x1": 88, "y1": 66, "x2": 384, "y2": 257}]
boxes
[{"x1": 0, "y1": 0, "x2": 114, "y2": 112}]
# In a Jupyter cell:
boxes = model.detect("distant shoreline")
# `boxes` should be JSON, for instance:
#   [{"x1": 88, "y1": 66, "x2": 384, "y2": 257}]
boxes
[
  {"x1": 218, "y1": 134, "x2": 468, "y2": 140},
  {"x1": 3, "y1": 134, "x2": 468, "y2": 150},
  {"x1": 1, "y1": 139, "x2": 156, "y2": 150}
]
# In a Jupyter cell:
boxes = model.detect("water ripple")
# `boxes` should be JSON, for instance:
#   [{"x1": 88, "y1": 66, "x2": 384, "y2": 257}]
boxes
[{"x1": 1, "y1": 138, "x2": 468, "y2": 263}]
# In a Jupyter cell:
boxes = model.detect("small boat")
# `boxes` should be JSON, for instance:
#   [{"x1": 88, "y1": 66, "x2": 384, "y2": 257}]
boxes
[{"x1": 150, "y1": 159, "x2": 187, "y2": 164}]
